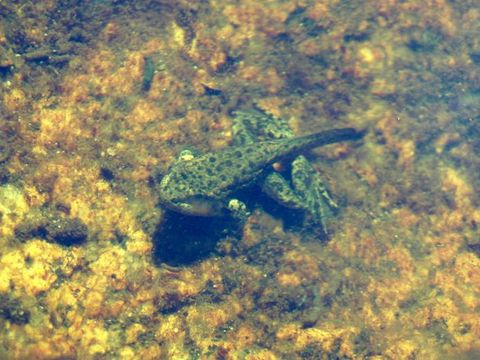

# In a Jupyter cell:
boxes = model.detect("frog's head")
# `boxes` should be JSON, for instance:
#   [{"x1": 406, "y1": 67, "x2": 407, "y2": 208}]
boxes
[{"x1": 158, "y1": 173, "x2": 225, "y2": 216}]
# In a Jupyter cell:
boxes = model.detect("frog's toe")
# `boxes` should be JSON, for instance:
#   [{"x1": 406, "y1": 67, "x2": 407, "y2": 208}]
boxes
[{"x1": 227, "y1": 199, "x2": 250, "y2": 221}]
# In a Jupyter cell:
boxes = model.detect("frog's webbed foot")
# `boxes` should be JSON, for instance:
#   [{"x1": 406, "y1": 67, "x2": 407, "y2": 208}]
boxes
[
  {"x1": 227, "y1": 199, "x2": 250, "y2": 222},
  {"x1": 291, "y1": 155, "x2": 338, "y2": 232}
]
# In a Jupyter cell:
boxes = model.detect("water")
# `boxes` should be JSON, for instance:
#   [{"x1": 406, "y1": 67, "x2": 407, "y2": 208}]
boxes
[{"x1": 0, "y1": 1, "x2": 479, "y2": 358}]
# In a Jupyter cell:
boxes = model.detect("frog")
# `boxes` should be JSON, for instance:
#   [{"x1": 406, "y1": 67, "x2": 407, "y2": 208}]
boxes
[{"x1": 157, "y1": 109, "x2": 364, "y2": 229}]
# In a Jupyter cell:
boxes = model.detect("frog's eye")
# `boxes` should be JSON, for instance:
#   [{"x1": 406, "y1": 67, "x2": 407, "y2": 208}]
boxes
[
  {"x1": 178, "y1": 196, "x2": 224, "y2": 216},
  {"x1": 178, "y1": 150, "x2": 195, "y2": 161}
]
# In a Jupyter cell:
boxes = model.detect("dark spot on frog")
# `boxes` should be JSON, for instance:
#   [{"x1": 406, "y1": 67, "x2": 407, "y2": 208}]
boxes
[
  {"x1": 224, "y1": 159, "x2": 233, "y2": 167},
  {"x1": 234, "y1": 150, "x2": 242, "y2": 158}
]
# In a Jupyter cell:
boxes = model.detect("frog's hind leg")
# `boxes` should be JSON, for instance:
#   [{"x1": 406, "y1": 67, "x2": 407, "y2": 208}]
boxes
[
  {"x1": 231, "y1": 108, "x2": 294, "y2": 145},
  {"x1": 261, "y1": 168, "x2": 334, "y2": 234},
  {"x1": 291, "y1": 155, "x2": 338, "y2": 233},
  {"x1": 261, "y1": 172, "x2": 306, "y2": 210}
]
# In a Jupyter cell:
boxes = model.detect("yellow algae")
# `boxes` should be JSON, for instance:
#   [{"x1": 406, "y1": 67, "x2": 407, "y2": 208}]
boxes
[
  {"x1": 130, "y1": 289, "x2": 156, "y2": 317},
  {"x1": 386, "y1": 246, "x2": 415, "y2": 275},
  {"x1": 3, "y1": 88, "x2": 27, "y2": 112},
  {"x1": 245, "y1": 349, "x2": 279, "y2": 360},
  {"x1": 171, "y1": 21, "x2": 186, "y2": 48},
  {"x1": 139, "y1": 344, "x2": 163, "y2": 360},
  {"x1": 425, "y1": 255, "x2": 480, "y2": 313},
  {"x1": 358, "y1": 47, "x2": 376, "y2": 63},
  {"x1": 84, "y1": 290, "x2": 105, "y2": 318},
  {"x1": 44, "y1": 283, "x2": 79, "y2": 312},
  {"x1": 397, "y1": 139, "x2": 416, "y2": 169},
  {"x1": 189, "y1": 35, "x2": 228, "y2": 73},
  {"x1": 155, "y1": 314, "x2": 185, "y2": 341},
  {"x1": 384, "y1": 340, "x2": 418, "y2": 359},
  {"x1": 0, "y1": 240, "x2": 74, "y2": 296},
  {"x1": 454, "y1": 252, "x2": 480, "y2": 290},
  {"x1": 0, "y1": 251, "x2": 23, "y2": 293},
  {"x1": 78, "y1": 320, "x2": 111, "y2": 357},
  {"x1": 119, "y1": 346, "x2": 136, "y2": 360},
  {"x1": 392, "y1": 207, "x2": 421, "y2": 228},
  {"x1": 0, "y1": 184, "x2": 29, "y2": 239},
  {"x1": 276, "y1": 272, "x2": 302, "y2": 287},
  {"x1": 232, "y1": 325, "x2": 257, "y2": 348},
  {"x1": 125, "y1": 323, "x2": 146, "y2": 345},
  {"x1": 127, "y1": 99, "x2": 161, "y2": 127},
  {"x1": 89, "y1": 247, "x2": 127, "y2": 290},
  {"x1": 440, "y1": 166, "x2": 473, "y2": 209},
  {"x1": 102, "y1": 21, "x2": 121, "y2": 42},
  {"x1": 186, "y1": 300, "x2": 243, "y2": 352},
  {"x1": 281, "y1": 249, "x2": 320, "y2": 280},
  {"x1": 368, "y1": 277, "x2": 414, "y2": 316},
  {"x1": 105, "y1": 51, "x2": 145, "y2": 95},
  {"x1": 37, "y1": 107, "x2": 83, "y2": 149},
  {"x1": 23, "y1": 184, "x2": 48, "y2": 208},
  {"x1": 277, "y1": 323, "x2": 357, "y2": 356},
  {"x1": 126, "y1": 231, "x2": 153, "y2": 255},
  {"x1": 425, "y1": 232, "x2": 462, "y2": 266}
]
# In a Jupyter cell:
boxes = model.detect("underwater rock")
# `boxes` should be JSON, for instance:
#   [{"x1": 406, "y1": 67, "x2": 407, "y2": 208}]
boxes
[
  {"x1": 44, "y1": 216, "x2": 89, "y2": 246},
  {"x1": 15, "y1": 212, "x2": 88, "y2": 246}
]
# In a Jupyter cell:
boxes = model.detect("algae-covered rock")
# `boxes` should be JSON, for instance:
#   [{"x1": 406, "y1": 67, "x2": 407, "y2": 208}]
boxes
[{"x1": 15, "y1": 211, "x2": 89, "y2": 246}]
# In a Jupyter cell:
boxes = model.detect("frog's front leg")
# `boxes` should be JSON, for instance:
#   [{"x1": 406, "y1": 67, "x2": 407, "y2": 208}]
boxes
[{"x1": 261, "y1": 155, "x2": 338, "y2": 233}]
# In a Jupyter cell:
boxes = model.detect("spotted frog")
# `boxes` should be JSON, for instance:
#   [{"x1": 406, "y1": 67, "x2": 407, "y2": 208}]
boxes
[{"x1": 158, "y1": 109, "x2": 363, "y2": 229}]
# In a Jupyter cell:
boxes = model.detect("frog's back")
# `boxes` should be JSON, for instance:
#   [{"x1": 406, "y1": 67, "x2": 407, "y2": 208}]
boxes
[{"x1": 167, "y1": 142, "x2": 280, "y2": 198}]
